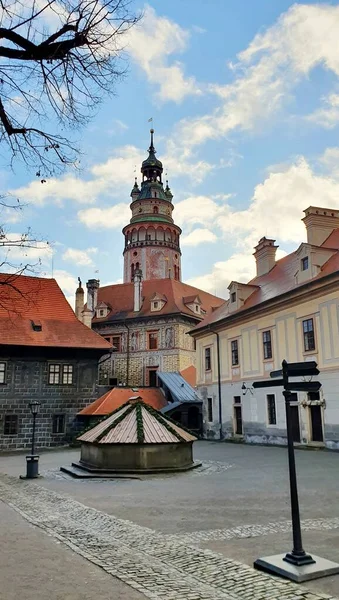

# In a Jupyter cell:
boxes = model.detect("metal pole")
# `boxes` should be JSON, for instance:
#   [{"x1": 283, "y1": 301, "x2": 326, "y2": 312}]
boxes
[
  {"x1": 31, "y1": 412, "x2": 36, "y2": 456},
  {"x1": 282, "y1": 363, "x2": 314, "y2": 566},
  {"x1": 211, "y1": 329, "x2": 223, "y2": 440}
]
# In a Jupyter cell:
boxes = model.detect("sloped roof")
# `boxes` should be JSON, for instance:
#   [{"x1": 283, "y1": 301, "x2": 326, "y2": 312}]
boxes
[
  {"x1": 0, "y1": 273, "x2": 111, "y2": 350},
  {"x1": 92, "y1": 278, "x2": 224, "y2": 324},
  {"x1": 180, "y1": 365, "x2": 196, "y2": 387},
  {"x1": 157, "y1": 372, "x2": 201, "y2": 404},
  {"x1": 78, "y1": 399, "x2": 197, "y2": 444},
  {"x1": 192, "y1": 227, "x2": 339, "y2": 333},
  {"x1": 79, "y1": 387, "x2": 167, "y2": 416}
]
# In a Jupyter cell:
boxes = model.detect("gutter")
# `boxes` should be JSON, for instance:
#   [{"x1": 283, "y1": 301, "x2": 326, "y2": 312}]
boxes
[{"x1": 209, "y1": 326, "x2": 223, "y2": 441}]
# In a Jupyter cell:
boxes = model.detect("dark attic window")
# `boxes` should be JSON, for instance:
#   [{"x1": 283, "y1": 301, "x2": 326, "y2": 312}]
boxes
[{"x1": 31, "y1": 320, "x2": 42, "y2": 332}]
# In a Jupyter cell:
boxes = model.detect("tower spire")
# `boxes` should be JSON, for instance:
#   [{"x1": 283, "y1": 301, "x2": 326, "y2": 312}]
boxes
[{"x1": 149, "y1": 128, "x2": 155, "y2": 152}]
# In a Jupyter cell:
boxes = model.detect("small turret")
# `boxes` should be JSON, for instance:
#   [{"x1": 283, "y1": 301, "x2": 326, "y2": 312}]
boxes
[
  {"x1": 75, "y1": 277, "x2": 84, "y2": 320},
  {"x1": 130, "y1": 177, "x2": 140, "y2": 201},
  {"x1": 165, "y1": 180, "x2": 173, "y2": 201}
]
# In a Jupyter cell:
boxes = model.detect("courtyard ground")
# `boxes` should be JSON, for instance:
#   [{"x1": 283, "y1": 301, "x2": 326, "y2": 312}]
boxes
[{"x1": 0, "y1": 441, "x2": 338, "y2": 600}]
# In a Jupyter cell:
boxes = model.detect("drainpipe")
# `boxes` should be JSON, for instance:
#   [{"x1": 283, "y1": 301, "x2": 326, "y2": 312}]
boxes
[
  {"x1": 209, "y1": 326, "x2": 223, "y2": 441},
  {"x1": 123, "y1": 322, "x2": 130, "y2": 386}
]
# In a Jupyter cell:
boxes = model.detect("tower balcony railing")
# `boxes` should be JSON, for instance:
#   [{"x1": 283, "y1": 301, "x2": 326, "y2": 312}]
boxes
[{"x1": 123, "y1": 239, "x2": 181, "y2": 253}]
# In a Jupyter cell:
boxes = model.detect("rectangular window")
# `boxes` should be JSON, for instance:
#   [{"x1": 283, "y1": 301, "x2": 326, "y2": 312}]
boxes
[
  {"x1": 301, "y1": 256, "x2": 309, "y2": 271},
  {"x1": 4, "y1": 414, "x2": 18, "y2": 435},
  {"x1": 48, "y1": 364, "x2": 60, "y2": 384},
  {"x1": 303, "y1": 318, "x2": 315, "y2": 352},
  {"x1": 231, "y1": 340, "x2": 239, "y2": 366},
  {"x1": 262, "y1": 330, "x2": 272, "y2": 360},
  {"x1": 104, "y1": 337, "x2": 111, "y2": 343},
  {"x1": 205, "y1": 347, "x2": 211, "y2": 371},
  {"x1": 62, "y1": 365, "x2": 73, "y2": 385},
  {"x1": 148, "y1": 331, "x2": 158, "y2": 350},
  {"x1": 112, "y1": 336, "x2": 121, "y2": 352},
  {"x1": 0, "y1": 362, "x2": 6, "y2": 384},
  {"x1": 153, "y1": 301, "x2": 158, "y2": 309},
  {"x1": 267, "y1": 394, "x2": 277, "y2": 425},
  {"x1": 207, "y1": 398, "x2": 213, "y2": 422},
  {"x1": 230, "y1": 291, "x2": 236, "y2": 303},
  {"x1": 233, "y1": 396, "x2": 241, "y2": 404},
  {"x1": 52, "y1": 414, "x2": 65, "y2": 434}
]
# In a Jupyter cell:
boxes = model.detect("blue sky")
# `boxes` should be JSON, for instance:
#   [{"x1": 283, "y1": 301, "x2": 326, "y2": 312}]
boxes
[{"x1": 4, "y1": 0, "x2": 339, "y2": 304}]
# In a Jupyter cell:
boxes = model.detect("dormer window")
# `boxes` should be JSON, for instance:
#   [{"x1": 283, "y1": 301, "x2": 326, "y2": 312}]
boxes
[
  {"x1": 153, "y1": 301, "x2": 158, "y2": 309},
  {"x1": 301, "y1": 256, "x2": 309, "y2": 271},
  {"x1": 99, "y1": 309, "x2": 104, "y2": 317},
  {"x1": 230, "y1": 292, "x2": 236, "y2": 303},
  {"x1": 195, "y1": 304, "x2": 200, "y2": 313}
]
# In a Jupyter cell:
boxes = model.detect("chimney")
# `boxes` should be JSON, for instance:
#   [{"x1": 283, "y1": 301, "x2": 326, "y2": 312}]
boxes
[
  {"x1": 75, "y1": 277, "x2": 84, "y2": 320},
  {"x1": 253, "y1": 237, "x2": 278, "y2": 277},
  {"x1": 133, "y1": 268, "x2": 142, "y2": 312},
  {"x1": 303, "y1": 206, "x2": 339, "y2": 246},
  {"x1": 86, "y1": 278, "x2": 100, "y2": 312}
]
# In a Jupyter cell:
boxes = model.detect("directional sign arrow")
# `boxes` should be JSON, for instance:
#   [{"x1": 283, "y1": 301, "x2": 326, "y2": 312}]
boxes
[
  {"x1": 270, "y1": 361, "x2": 319, "y2": 378},
  {"x1": 253, "y1": 379, "x2": 284, "y2": 389},
  {"x1": 286, "y1": 381, "x2": 322, "y2": 392}
]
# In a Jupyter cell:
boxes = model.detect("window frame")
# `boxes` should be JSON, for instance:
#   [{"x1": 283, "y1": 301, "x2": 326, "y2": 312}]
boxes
[
  {"x1": 301, "y1": 256, "x2": 309, "y2": 271},
  {"x1": 112, "y1": 335, "x2": 122, "y2": 353},
  {"x1": 204, "y1": 347, "x2": 211, "y2": 371},
  {"x1": 231, "y1": 340, "x2": 239, "y2": 366},
  {"x1": 147, "y1": 330, "x2": 159, "y2": 350},
  {"x1": 4, "y1": 414, "x2": 18, "y2": 435},
  {"x1": 48, "y1": 363, "x2": 74, "y2": 385},
  {"x1": 62, "y1": 364, "x2": 73, "y2": 385},
  {"x1": 303, "y1": 318, "x2": 316, "y2": 352},
  {"x1": 266, "y1": 394, "x2": 277, "y2": 426},
  {"x1": 230, "y1": 291, "x2": 236, "y2": 303},
  {"x1": 52, "y1": 414, "x2": 66, "y2": 435},
  {"x1": 0, "y1": 361, "x2": 6, "y2": 384},
  {"x1": 262, "y1": 330, "x2": 273, "y2": 360},
  {"x1": 207, "y1": 397, "x2": 213, "y2": 422}
]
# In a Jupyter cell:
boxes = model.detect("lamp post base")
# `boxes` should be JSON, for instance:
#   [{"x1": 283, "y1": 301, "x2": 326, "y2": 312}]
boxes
[
  {"x1": 254, "y1": 553, "x2": 339, "y2": 583},
  {"x1": 284, "y1": 551, "x2": 315, "y2": 566},
  {"x1": 20, "y1": 455, "x2": 40, "y2": 479}
]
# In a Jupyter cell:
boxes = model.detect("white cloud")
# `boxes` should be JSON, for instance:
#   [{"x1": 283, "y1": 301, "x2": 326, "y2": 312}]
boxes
[
  {"x1": 175, "y1": 3, "x2": 339, "y2": 147},
  {"x1": 127, "y1": 5, "x2": 201, "y2": 102},
  {"x1": 181, "y1": 228, "x2": 217, "y2": 246},
  {"x1": 306, "y1": 93, "x2": 339, "y2": 129},
  {"x1": 62, "y1": 247, "x2": 98, "y2": 267},
  {"x1": 186, "y1": 152, "x2": 339, "y2": 296},
  {"x1": 175, "y1": 195, "x2": 231, "y2": 228},
  {"x1": 52, "y1": 269, "x2": 78, "y2": 308},
  {"x1": 1, "y1": 234, "x2": 52, "y2": 264},
  {"x1": 78, "y1": 204, "x2": 130, "y2": 229}
]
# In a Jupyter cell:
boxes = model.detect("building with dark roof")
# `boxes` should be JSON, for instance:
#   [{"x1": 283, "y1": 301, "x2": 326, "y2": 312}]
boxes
[
  {"x1": 190, "y1": 206, "x2": 339, "y2": 449},
  {"x1": 0, "y1": 274, "x2": 111, "y2": 450},
  {"x1": 75, "y1": 130, "x2": 224, "y2": 390}
]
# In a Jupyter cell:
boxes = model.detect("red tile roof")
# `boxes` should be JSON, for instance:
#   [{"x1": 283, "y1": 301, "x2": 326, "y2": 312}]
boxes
[
  {"x1": 0, "y1": 273, "x2": 111, "y2": 350},
  {"x1": 92, "y1": 278, "x2": 224, "y2": 324},
  {"x1": 180, "y1": 365, "x2": 196, "y2": 387},
  {"x1": 192, "y1": 228, "x2": 339, "y2": 332},
  {"x1": 79, "y1": 387, "x2": 167, "y2": 415}
]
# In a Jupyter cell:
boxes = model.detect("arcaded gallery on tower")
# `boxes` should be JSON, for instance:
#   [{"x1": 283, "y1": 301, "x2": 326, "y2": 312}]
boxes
[{"x1": 75, "y1": 130, "x2": 223, "y2": 387}]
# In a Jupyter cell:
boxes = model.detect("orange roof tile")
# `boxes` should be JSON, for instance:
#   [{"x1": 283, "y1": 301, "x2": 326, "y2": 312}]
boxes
[
  {"x1": 192, "y1": 228, "x2": 339, "y2": 332},
  {"x1": 92, "y1": 278, "x2": 224, "y2": 324},
  {"x1": 0, "y1": 273, "x2": 111, "y2": 350},
  {"x1": 79, "y1": 386, "x2": 167, "y2": 416},
  {"x1": 180, "y1": 365, "x2": 196, "y2": 387}
]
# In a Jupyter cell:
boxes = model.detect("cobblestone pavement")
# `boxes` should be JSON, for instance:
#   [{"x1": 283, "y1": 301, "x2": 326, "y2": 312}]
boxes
[
  {"x1": 0, "y1": 473, "x2": 337, "y2": 600},
  {"x1": 166, "y1": 517, "x2": 339, "y2": 545}
]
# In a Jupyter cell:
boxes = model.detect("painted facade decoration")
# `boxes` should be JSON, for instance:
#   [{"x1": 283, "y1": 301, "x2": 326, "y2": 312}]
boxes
[{"x1": 191, "y1": 206, "x2": 339, "y2": 450}]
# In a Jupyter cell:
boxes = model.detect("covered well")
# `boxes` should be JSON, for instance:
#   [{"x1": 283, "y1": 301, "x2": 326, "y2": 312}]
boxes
[{"x1": 77, "y1": 398, "x2": 199, "y2": 473}]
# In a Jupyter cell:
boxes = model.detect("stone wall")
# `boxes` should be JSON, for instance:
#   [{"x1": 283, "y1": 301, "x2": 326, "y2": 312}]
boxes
[{"x1": 0, "y1": 351, "x2": 100, "y2": 451}]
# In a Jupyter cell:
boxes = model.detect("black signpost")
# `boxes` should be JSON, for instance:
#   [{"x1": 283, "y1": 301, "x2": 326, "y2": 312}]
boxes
[{"x1": 253, "y1": 360, "x2": 339, "y2": 583}]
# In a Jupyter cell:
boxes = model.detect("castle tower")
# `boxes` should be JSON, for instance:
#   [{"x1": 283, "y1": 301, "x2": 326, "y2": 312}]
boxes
[{"x1": 122, "y1": 129, "x2": 182, "y2": 283}]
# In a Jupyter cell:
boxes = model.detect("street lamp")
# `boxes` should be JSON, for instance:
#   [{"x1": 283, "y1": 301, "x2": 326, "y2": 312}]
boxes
[{"x1": 21, "y1": 401, "x2": 41, "y2": 479}]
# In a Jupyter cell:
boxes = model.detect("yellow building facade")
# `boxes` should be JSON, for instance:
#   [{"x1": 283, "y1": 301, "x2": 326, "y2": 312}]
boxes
[{"x1": 191, "y1": 206, "x2": 339, "y2": 449}]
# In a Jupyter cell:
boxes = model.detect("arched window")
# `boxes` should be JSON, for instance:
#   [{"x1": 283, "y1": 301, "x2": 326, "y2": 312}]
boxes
[
  {"x1": 131, "y1": 263, "x2": 135, "y2": 281},
  {"x1": 153, "y1": 206, "x2": 159, "y2": 214},
  {"x1": 135, "y1": 261, "x2": 140, "y2": 271}
]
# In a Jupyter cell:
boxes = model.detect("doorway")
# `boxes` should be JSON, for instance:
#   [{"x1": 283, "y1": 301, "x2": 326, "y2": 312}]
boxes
[
  {"x1": 187, "y1": 406, "x2": 200, "y2": 431},
  {"x1": 148, "y1": 368, "x2": 158, "y2": 387},
  {"x1": 233, "y1": 397, "x2": 243, "y2": 435},
  {"x1": 310, "y1": 405, "x2": 324, "y2": 442}
]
